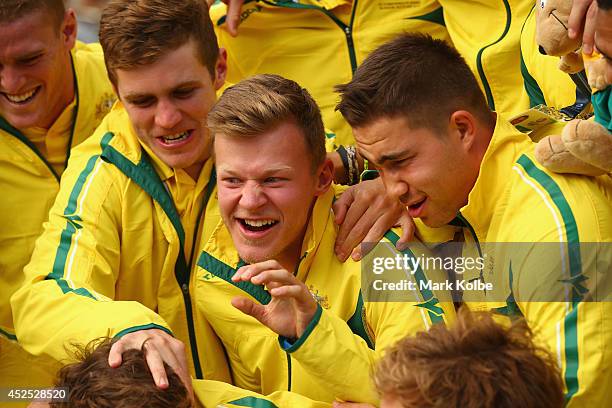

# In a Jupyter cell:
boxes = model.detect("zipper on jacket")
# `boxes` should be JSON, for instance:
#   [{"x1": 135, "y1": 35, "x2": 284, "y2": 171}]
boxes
[
  {"x1": 263, "y1": 0, "x2": 359, "y2": 73},
  {"x1": 180, "y1": 281, "x2": 203, "y2": 378},
  {"x1": 286, "y1": 352, "x2": 292, "y2": 391}
]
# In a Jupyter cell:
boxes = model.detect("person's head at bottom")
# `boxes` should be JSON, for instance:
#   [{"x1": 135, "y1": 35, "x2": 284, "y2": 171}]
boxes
[
  {"x1": 30, "y1": 338, "x2": 192, "y2": 408},
  {"x1": 376, "y1": 308, "x2": 564, "y2": 408}
]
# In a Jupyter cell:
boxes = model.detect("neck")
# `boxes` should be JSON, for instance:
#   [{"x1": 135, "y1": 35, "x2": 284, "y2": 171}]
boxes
[{"x1": 42, "y1": 52, "x2": 75, "y2": 130}]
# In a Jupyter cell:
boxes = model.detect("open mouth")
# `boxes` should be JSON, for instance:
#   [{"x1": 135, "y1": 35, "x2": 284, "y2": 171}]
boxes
[
  {"x1": 407, "y1": 198, "x2": 427, "y2": 217},
  {"x1": 238, "y1": 218, "x2": 279, "y2": 233},
  {"x1": 158, "y1": 129, "x2": 193, "y2": 146},
  {"x1": 2, "y1": 86, "x2": 41, "y2": 105}
]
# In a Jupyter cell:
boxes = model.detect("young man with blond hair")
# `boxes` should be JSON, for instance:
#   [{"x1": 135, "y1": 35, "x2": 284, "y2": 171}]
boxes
[
  {"x1": 0, "y1": 0, "x2": 114, "y2": 391},
  {"x1": 190, "y1": 74, "x2": 454, "y2": 407}
]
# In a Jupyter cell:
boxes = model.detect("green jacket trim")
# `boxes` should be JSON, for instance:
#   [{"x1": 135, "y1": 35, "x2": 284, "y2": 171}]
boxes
[
  {"x1": 197, "y1": 251, "x2": 272, "y2": 305},
  {"x1": 0, "y1": 327, "x2": 18, "y2": 341},
  {"x1": 515, "y1": 154, "x2": 581, "y2": 403},
  {"x1": 475, "y1": 0, "x2": 512, "y2": 111},
  {"x1": 383, "y1": 231, "x2": 445, "y2": 325},
  {"x1": 46, "y1": 132, "x2": 115, "y2": 299},
  {"x1": 114, "y1": 323, "x2": 173, "y2": 339},
  {"x1": 346, "y1": 291, "x2": 375, "y2": 349},
  {"x1": 227, "y1": 396, "x2": 279, "y2": 408},
  {"x1": 279, "y1": 304, "x2": 323, "y2": 353},
  {"x1": 406, "y1": 7, "x2": 445, "y2": 26},
  {"x1": 519, "y1": 5, "x2": 546, "y2": 108}
]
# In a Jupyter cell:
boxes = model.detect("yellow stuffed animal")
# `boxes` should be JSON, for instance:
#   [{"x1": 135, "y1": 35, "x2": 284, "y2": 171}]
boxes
[{"x1": 532, "y1": 0, "x2": 611, "y2": 176}]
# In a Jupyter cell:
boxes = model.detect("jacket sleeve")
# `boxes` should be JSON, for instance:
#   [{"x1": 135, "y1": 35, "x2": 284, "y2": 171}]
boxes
[
  {"x1": 11, "y1": 137, "x2": 170, "y2": 362},
  {"x1": 194, "y1": 379, "x2": 331, "y2": 408},
  {"x1": 514, "y1": 242, "x2": 612, "y2": 408}
]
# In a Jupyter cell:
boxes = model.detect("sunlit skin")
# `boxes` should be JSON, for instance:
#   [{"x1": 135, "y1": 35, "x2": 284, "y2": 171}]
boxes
[
  {"x1": 0, "y1": 9, "x2": 76, "y2": 130},
  {"x1": 215, "y1": 121, "x2": 333, "y2": 272},
  {"x1": 353, "y1": 113, "x2": 491, "y2": 228},
  {"x1": 594, "y1": 6, "x2": 612, "y2": 85},
  {"x1": 115, "y1": 40, "x2": 226, "y2": 180}
]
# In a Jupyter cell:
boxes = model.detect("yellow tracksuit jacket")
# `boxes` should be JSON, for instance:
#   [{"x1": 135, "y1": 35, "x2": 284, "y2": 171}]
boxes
[
  {"x1": 420, "y1": 116, "x2": 612, "y2": 406},
  {"x1": 0, "y1": 42, "x2": 115, "y2": 389},
  {"x1": 210, "y1": 0, "x2": 450, "y2": 146},
  {"x1": 438, "y1": 0, "x2": 532, "y2": 117},
  {"x1": 193, "y1": 189, "x2": 455, "y2": 407},
  {"x1": 10, "y1": 103, "x2": 231, "y2": 385}
]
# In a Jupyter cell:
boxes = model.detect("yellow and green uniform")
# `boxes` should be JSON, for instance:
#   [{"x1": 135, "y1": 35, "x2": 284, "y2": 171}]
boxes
[
  {"x1": 438, "y1": 0, "x2": 532, "y2": 117},
  {"x1": 10, "y1": 103, "x2": 231, "y2": 385},
  {"x1": 210, "y1": 0, "x2": 450, "y2": 146},
  {"x1": 193, "y1": 189, "x2": 455, "y2": 407},
  {"x1": 419, "y1": 115, "x2": 612, "y2": 406},
  {"x1": 0, "y1": 42, "x2": 115, "y2": 390}
]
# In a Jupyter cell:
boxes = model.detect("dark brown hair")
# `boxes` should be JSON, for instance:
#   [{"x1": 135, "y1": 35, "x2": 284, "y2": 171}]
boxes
[
  {"x1": 50, "y1": 338, "x2": 191, "y2": 408},
  {"x1": 375, "y1": 308, "x2": 564, "y2": 408},
  {"x1": 99, "y1": 0, "x2": 219, "y2": 86},
  {"x1": 336, "y1": 33, "x2": 492, "y2": 132},
  {"x1": 208, "y1": 74, "x2": 326, "y2": 173},
  {"x1": 0, "y1": 0, "x2": 65, "y2": 28}
]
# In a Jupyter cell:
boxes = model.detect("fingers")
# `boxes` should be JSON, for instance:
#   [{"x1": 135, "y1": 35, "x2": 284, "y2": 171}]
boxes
[
  {"x1": 233, "y1": 260, "x2": 283, "y2": 282},
  {"x1": 395, "y1": 210, "x2": 415, "y2": 251},
  {"x1": 334, "y1": 187, "x2": 370, "y2": 261},
  {"x1": 568, "y1": 0, "x2": 593, "y2": 39},
  {"x1": 231, "y1": 296, "x2": 265, "y2": 320},
  {"x1": 582, "y1": 1, "x2": 597, "y2": 54},
  {"x1": 224, "y1": 0, "x2": 245, "y2": 37},
  {"x1": 332, "y1": 402, "x2": 376, "y2": 408},
  {"x1": 332, "y1": 186, "x2": 354, "y2": 227},
  {"x1": 108, "y1": 329, "x2": 190, "y2": 392}
]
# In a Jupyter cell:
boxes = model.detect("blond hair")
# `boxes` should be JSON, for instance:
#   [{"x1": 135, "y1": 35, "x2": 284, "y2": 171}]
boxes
[{"x1": 208, "y1": 74, "x2": 326, "y2": 172}]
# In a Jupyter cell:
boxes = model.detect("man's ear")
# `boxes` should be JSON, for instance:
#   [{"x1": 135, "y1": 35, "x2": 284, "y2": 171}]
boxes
[
  {"x1": 314, "y1": 158, "x2": 334, "y2": 196},
  {"x1": 61, "y1": 9, "x2": 77, "y2": 51},
  {"x1": 214, "y1": 48, "x2": 228, "y2": 91},
  {"x1": 449, "y1": 110, "x2": 478, "y2": 152}
]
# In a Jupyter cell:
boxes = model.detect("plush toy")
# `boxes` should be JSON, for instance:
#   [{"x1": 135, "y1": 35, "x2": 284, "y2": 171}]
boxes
[{"x1": 532, "y1": 0, "x2": 611, "y2": 176}]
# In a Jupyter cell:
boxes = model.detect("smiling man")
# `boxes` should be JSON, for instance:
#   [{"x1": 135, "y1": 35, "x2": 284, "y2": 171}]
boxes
[
  {"x1": 190, "y1": 74, "x2": 454, "y2": 407},
  {"x1": 0, "y1": 0, "x2": 114, "y2": 392},
  {"x1": 337, "y1": 33, "x2": 612, "y2": 406},
  {"x1": 11, "y1": 0, "x2": 232, "y2": 393}
]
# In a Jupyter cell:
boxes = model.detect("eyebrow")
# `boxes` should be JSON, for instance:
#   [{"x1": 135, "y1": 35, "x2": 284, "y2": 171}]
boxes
[
  {"x1": 122, "y1": 80, "x2": 203, "y2": 101},
  {"x1": 15, "y1": 49, "x2": 44, "y2": 61},
  {"x1": 217, "y1": 165, "x2": 294, "y2": 176},
  {"x1": 375, "y1": 149, "x2": 412, "y2": 165}
]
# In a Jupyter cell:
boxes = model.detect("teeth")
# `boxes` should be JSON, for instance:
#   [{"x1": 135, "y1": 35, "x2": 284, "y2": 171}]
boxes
[
  {"x1": 5, "y1": 88, "x2": 36, "y2": 103},
  {"x1": 244, "y1": 219, "x2": 276, "y2": 227},
  {"x1": 162, "y1": 131, "x2": 189, "y2": 143}
]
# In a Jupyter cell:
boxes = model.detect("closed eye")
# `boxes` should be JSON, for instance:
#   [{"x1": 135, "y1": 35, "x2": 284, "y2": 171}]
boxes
[{"x1": 173, "y1": 87, "x2": 196, "y2": 99}]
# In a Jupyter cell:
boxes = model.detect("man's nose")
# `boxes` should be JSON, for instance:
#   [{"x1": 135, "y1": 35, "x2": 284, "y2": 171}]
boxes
[{"x1": 154, "y1": 99, "x2": 182, "y2": 130}]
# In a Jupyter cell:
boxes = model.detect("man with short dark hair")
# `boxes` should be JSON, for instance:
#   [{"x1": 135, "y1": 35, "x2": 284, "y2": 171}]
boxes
[
  {"x1": 0, "y1": 0, "x2": 115, "y2": 392},
  {"x1": 337, "y1": 33, "x2": 612, "y2": 407}
]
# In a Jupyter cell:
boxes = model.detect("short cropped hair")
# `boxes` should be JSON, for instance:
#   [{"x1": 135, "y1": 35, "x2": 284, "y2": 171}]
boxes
[
  {"x1": 99, "y1": 0, "x2": 219, "y2": 86},
  {"x1": 208, "y1": 74, "x2": 326, "y2": 173},
  {"x1": 0, "y1": 0, "x2": 65, "y2": 28},
  {"x1": 50, "y1": 338, "x2": 191, "y2": 408},
  {"x1": 336, "y1": 34, "x2": 491, "y2": 131},
  {"x1": 597, "y1": 0, "x2": 611, "y2": 10},
  {"x1": 375, "y1": 308, "x2": 564, "y2": 408}
]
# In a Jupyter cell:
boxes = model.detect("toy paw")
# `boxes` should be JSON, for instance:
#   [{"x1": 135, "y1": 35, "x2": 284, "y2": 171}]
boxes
[
  {"x1": 559, "y1": 52, "x2": 583, "y2": 74},
  {"x1": 584, "y1": 56, "x2": 609, "y2": 90},
  {"x1": 535, "y1": 135, "x2": 607, "y2": 176},
  {"x1": 562, "y1": 119, "x2": 612, "y2": 173}
]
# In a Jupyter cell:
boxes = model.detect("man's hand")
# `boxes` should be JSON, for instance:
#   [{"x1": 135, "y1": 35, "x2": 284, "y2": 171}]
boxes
[
  {"x1": 231, "y1": 260, "x2": 318, "y2": 339},
  {"x1": 568, "y1": 0, "x2": 597, "y2": 54},
  {"x1": 333, "y1": 178, "x2": 414, "y2": 262},
  {"x1": 332, "y1": 403, "x2": 376, "y2": 408},
  {"x1": 108, "y1": 329, "x2": 191, "y2": 394}
]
